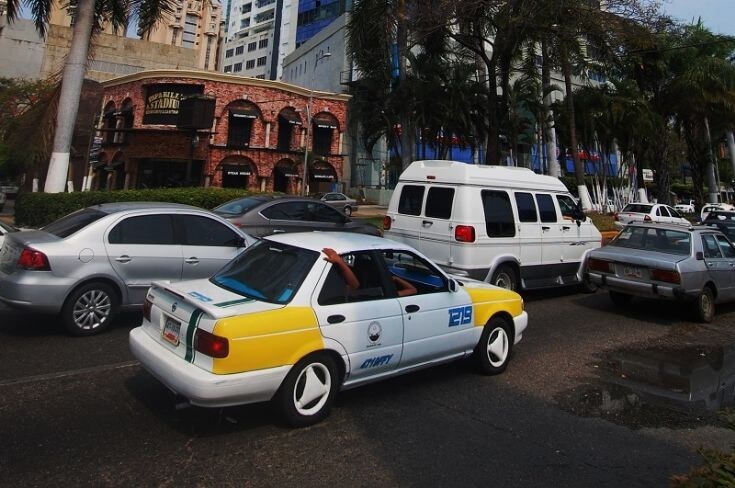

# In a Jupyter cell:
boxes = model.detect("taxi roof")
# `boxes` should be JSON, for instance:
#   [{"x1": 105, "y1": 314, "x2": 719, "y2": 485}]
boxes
[{"x1": 265, "y1": 232, "x2": 413, "y2": 255}]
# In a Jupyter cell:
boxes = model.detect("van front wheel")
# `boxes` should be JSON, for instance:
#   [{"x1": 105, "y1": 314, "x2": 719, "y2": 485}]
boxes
[{"x1": 491, "y1": 265, "x2": 518, "y2": 291}]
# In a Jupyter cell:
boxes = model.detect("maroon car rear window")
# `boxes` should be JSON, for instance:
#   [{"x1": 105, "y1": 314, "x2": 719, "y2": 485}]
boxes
[{"x1": 42, "y1": 209, "x2": 107, "y2": 238}]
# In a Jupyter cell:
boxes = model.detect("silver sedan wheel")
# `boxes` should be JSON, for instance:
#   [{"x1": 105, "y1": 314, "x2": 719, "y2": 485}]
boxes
[
  {"x1": 72, "y1": 289, "x2": 113, "y2": 331},
  {"x1": 292, "y1": 362, "x2": 333, "y2": 416}
]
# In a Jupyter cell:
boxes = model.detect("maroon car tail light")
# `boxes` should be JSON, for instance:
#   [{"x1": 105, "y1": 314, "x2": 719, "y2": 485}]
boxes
[
  {"x1": 382, "y1": 215, "x2": 392, "y2": 231},
  {"x1": 17, "y1": 248, "x2": 50, "y2": 271},
  {"x1": 455, "y1": 225, "x2": 476, "y2": 243},
  {"x1": 650, "y1": 269, "x2": 681, "y2": 284},
  {"x1": 587, "y1": 258, "x2": 613, "y2": 273},
  {"x1": 143, "y1": 296, "x2": 153, "y2": 322},
  {"x1": 195, "y1": 329, "x2": 229, "y2": 358}
]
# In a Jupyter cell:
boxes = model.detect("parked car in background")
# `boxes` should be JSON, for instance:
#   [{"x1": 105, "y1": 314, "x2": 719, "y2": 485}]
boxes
[
  {"x1": 130, "y1": 232, "x2": 527, "y2": 426},
  {"x1": 674, "y1": 200, "x2": 695, "y2": 214},
  {"x1": 315, "y1": 192, "x2": 359, "y2": 216},
  {"x1": 0, "y1": 220, "x2": 18, "y2": 248},
  {"x1": 613, "y1": 203, "x2": 689, "y2": 230},
  {"x1": 701, "y1": 211, "x2": 735, "y2": 240},
  {"x1": 0, "y1": 202, "x2": 253, "y2": 336},
  {"x1": 700, "y1": 203, "x2": 735, "y2": 222},
  {"x1": 586, "y1": 222, "x2": 735, "y2": 322},
  {"x1": 212, "y1": 195, "x2": 380, "y2": 238}
]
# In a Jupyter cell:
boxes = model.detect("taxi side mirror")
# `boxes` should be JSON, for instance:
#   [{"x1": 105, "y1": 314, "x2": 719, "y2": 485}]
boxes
[{"x1": 448, "y1": 279, "x2": 458, "y2": 292}]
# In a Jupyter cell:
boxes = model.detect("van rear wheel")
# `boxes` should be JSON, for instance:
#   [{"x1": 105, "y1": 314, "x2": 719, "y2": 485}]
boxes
[{"x1": 491, "y1": 265, "x2": 518, "y2": 291}]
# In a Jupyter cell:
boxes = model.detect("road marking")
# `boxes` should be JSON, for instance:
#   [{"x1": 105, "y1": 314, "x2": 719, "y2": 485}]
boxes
[{"x1": 0, "y1": 360, "x2": 140, "y2": 387}]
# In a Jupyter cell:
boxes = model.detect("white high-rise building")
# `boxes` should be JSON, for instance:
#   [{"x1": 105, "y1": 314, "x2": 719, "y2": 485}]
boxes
[{"x1": 221, "y1": 0, "x2": 297, "y2": 79}]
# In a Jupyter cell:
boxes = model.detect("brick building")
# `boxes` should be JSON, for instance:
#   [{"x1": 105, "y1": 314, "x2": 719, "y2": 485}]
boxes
[{"x1": 96, "y1": 69, "x2": 350, "y2": 194}]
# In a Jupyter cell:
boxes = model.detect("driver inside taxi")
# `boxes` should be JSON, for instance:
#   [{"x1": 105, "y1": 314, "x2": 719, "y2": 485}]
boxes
[{"x1": 322, "y1": 248, "x2": 416, "y2": 297}]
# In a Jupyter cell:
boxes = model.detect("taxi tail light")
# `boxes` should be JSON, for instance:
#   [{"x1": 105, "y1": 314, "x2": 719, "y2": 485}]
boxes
[
  {"x1": 17, "y1": 248, "x2": 50, "y2": 271},
  {"x1": 588, "y1": 258, "x2": 613, "y2": 273},
  {"x1": 143, "y1": 296, "x2": 153, "y2": 322},
  {"x1": 650, "y1": 268, "x2": 681, "y2": 284},
  {"x1": 195, "y1": 329, "x2": 229, "y2": 358},
  {"x1": 644, "y1": 215, "x2": 652, "y2": 222},
  {"x1": 455, "y1": 225, "x2": 476, "y2": 243},
  {"x1": 382, "y1": 215, "x2": 392, "y2": 231}
]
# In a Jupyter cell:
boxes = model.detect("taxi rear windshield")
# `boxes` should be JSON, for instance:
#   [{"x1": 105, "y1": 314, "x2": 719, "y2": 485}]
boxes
[
  {"x1": 622, "y1": 204, "x2": 653, "y2": 214},
  {"x1": 609, "y1": 226, "x2": 691, "y2": 255},
  {"x1": 211, "y1": 241, "x2": 318, "y2": 304}
]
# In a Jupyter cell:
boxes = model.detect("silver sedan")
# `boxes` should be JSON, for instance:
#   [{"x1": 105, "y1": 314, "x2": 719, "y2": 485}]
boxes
[
  {"x1": 0, "y1": 202, "x2": 253, "y2": 336},
  {"x1": 316, "y1": 192, "x2": 359, "y2": 216},
  {"x1": 586, "y1": 222, "x2": 735, "y2": 322}
]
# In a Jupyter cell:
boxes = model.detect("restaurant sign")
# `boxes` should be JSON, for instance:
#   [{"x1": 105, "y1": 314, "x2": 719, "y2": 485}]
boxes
[{"x1": 143, "y1": 84, "x2": 203, "y2": 125}]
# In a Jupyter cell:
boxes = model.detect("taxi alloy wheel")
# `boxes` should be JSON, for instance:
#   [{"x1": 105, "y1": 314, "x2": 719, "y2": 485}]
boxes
[
  {"x1": 693, "y1": 286, "x2": 715, "y2": 323},
  {"x1": 473, "y1": 317, "x2": 513, "y2": 375},
  {"x1": 61, "y1": 282, "x2": 120, "y2": 336},
  {"x1": 276, "y1": 353, "x2": 338, "y2": 427}
]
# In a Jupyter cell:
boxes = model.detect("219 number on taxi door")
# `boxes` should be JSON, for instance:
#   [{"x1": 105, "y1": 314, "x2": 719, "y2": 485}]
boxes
[{"x1": 448, "y1": 306, "x2": 472, "y2": 327}]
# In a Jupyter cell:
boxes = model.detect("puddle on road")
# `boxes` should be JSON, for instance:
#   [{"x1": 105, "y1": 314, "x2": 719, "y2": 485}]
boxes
[{"x1": 557, "y1": 344, "x2": 735, "y2": 429}]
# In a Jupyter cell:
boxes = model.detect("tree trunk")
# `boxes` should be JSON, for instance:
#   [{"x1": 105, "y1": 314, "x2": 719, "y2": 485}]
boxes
[
  {"x1": 396, "y1": 0, "x2": 412, "y2": 170},
  {"x1": 541, "y1": 40, "x2": 559, "y2": 177},
  {"x1": 560, "y1": 44, "x2": 591, "y2": 210},
  {"x1": 485, "y1": 61, "x2": 500, "y2": 165},
  {"x1": 44, "y1": 0, "x2": 95, "y2": 193}
]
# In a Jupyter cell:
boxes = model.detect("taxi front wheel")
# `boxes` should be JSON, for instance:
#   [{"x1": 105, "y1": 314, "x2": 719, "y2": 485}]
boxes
[
  {"x1": 274, "y1": 353, "x2": 339, "y2": 427},
  {"x1": 473, "y1": 317, "x2": 513, "y2": 375}
]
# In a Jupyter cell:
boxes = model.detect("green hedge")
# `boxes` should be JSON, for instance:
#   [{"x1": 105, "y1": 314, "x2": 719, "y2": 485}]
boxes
[{"x1": 15, "y1": 187, "x2": 260, "y2": 228}]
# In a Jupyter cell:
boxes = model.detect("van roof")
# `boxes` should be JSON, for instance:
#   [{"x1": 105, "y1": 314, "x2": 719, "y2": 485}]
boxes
[{"x1": 399, "y1": 160, "x2": 569, "y2": 192}]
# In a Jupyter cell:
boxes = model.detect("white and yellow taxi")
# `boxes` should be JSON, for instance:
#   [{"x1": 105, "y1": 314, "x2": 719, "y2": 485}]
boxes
[{"x1": 129, "y1": 232, "x2": 528, "y2": 427}]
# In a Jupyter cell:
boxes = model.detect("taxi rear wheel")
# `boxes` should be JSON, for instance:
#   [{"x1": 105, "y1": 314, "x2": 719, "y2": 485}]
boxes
[
  {"x1": 275, "y1": 353, "x2": 339, "y2": 427},
  {"x1": 473, "y1": 317, "x2": 513, "y2": 375}
]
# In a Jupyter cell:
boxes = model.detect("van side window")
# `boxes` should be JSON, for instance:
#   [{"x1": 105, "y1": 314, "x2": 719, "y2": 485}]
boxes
[
  {"x1": 536, "y1": 194, "x2": 557, "y2": 222},
  {"x1": 481, "y1": 190, "x2": 515, "y2": 237},
  {"x1": 556, "y1": 195, "x2": 578, "y2": 220},
  {"x1": 515, "y1": 192, "x2": 537, "y2": 222},
  {"x1": 425, "y1": 187, "x2": 454, "y2": 219},
  {"x1": 398, "y1": 185, "x2": 425, "y2": 216}
]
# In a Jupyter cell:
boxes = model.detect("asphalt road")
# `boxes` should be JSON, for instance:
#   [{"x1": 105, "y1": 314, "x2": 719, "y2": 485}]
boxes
[{"x1": 2, "y1": 290, "x2": 735, "y2": 487}]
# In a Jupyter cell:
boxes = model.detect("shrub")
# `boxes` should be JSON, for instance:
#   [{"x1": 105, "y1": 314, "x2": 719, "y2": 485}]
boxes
[{"x1": 15, "y1": 187, "x2": 257, "y2": 228}]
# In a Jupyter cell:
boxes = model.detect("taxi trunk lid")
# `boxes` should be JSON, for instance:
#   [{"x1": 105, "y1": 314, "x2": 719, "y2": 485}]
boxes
[{"x1": 141, "y1": 279, "x2": 284, "y2": 364}]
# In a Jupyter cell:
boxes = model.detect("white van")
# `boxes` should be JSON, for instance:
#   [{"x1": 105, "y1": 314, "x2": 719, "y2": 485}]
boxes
[{"x1": 383, "y1": 160, "x2": 602, "y2": 291}]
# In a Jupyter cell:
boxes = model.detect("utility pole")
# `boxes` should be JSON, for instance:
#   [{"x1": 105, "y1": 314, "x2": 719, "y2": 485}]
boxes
[{"x1": 302, "y1": 51, "x2": 332, "y2": 196}]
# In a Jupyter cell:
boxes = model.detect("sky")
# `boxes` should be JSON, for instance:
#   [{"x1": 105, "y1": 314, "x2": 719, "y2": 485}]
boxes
[{"x1": 662, "y1": 0, "x2": 735, "y2": 36}]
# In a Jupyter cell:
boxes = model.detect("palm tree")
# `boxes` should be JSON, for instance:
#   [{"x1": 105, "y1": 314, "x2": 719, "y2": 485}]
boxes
[{"x1": 5, "y1": 0, "x2": 176, "y2": 192}]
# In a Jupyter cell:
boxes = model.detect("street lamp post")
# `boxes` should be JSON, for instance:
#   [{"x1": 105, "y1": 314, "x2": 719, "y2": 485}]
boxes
[{"x1": 302, "y1": 51, "x2": 331, "y2": 196}]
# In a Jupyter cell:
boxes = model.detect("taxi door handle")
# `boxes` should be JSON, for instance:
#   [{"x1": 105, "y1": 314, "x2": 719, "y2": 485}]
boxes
[
  {"x1": 542, "y1": 226, "x2": 550, "y2": 231},
  {"x1": 422, "y1": 220, "x2": 433, "y2": 227},
  {"x1": 327, "y1": 315, "x2": 345, "y2": 324},
  {"x1": 405, "y1": 305, "x2": 420, "y2": 313},
  {"x1": 562, "y1": 226, "x2": 571, "y2": 231}
]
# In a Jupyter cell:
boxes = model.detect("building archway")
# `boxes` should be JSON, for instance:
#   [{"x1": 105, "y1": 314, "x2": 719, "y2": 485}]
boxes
[
  {"x1": 223, "y1": 101, "x2": 262, "y2": 148},
  {"x1": 311, "y1": 112, "x2": 339, "y2": 156},
  {"x1": 217, "y1": 156, "x2": 258, "y2": 189},
  {"x1": 273, "y1": 159, "x2": 299, "y2": 193},
  {"x1": 277, "y1": 107, "x2": 302, "y2": 151},
  {"x1": 309, "y1": 159, "x2": 337, "y2": 193}
]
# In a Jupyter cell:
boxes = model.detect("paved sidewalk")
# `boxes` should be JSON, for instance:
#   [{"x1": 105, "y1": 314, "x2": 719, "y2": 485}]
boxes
[{"x1": 353, "y1": 204, "x2": 387, "y2": 218}]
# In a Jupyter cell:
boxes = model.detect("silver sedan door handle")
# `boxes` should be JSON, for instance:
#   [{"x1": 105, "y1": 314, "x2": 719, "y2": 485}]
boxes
[
  {"x1": 185, "y1": 257, "x2": 200, "y2": 264},
  {"x1": 115, "y1": 255, "x2": 131, "y2": 263}
]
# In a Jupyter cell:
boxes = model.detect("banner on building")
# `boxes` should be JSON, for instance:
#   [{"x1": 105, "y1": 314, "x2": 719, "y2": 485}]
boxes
[{"x1": 143, "y1": 84, "x2": 204, "y2": 125}]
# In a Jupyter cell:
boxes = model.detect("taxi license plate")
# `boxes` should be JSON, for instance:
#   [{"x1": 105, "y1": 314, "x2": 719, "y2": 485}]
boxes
[
  {"x1": 162, "y1": 316, "x2": 181, "y2": 346},
  {"x1": 623, "y1": 266, "x2": 642, "y2": 278}
]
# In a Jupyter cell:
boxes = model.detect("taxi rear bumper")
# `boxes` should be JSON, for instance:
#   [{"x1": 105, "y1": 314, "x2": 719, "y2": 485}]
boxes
[{"x1": 130, "y1": 327, "x2": 289, "y2": 408}]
